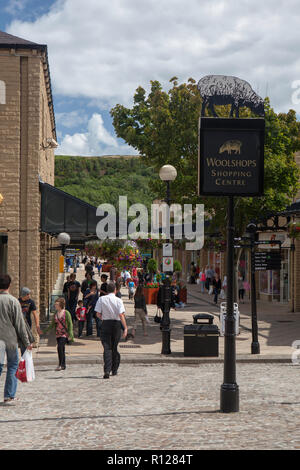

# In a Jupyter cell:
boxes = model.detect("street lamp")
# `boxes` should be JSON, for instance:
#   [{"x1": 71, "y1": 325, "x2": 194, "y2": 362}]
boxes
[
  {"x1": 57, "y1": 232, "x2": 70, "y2": 273},
  {"x1": 159, "y1": 165, "x2": 177, "y2": 355},
  {"x1": 159, "y1": 165, "x2": 177, "y2": 206},
  {"x1": 246, "y1": 223, "x2": 260, "y2": 354}
]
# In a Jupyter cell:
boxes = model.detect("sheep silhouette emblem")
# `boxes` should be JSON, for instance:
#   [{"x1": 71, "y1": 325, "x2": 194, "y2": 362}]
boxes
[{"x1": 219, "y1": 140, "x2": 242, "y2": 155}]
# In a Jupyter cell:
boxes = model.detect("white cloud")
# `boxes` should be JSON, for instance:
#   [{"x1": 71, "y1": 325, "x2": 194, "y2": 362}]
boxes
[
  {"x1": 6, "y1": 0, "x2": 300, "y2": 114},
  {"x1": 5, "y1": 0, "x2": 300, "y2": 117},
  {"x1": 57, "y1": 113, "x2": 136, "y2": 156}
]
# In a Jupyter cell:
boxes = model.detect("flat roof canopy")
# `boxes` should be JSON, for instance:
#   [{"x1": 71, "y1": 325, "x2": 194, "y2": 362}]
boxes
[{"x1": 40, "y1": 182, "x2": 99, "y2": 242}]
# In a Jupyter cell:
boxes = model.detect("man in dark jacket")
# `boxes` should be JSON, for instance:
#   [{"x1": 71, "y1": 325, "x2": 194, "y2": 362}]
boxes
[{"x1": 0, "y1": 274, "x2": 32, "y2": 405}]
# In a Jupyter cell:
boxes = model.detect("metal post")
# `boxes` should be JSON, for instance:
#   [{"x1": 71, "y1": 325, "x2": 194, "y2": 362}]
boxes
[
  {"x1": 250, "y1": 233, "x2": 260, "y2": 354},
  {"x1": 161, "y1": 180, "x2": 172, "y2": 355},
  {"x1": 220, "y1": 196, "x2": 239, "y2": 413},
  {"x1": 166, "y1": 180, "x2": 171, "y2": 206},
  {"x1": 161, "y1": 276, "x2": 172, "y2": 355}
]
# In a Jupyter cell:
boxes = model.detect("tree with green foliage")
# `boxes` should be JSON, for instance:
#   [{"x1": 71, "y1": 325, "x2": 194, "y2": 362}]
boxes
[{"x1": 111, "y1": 78, "x2": 300, "y2": 238}]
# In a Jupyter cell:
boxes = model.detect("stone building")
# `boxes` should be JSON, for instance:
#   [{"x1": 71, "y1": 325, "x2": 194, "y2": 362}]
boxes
[{"x1": 0, "y1": 31, "x2": 60, "y2": 318}]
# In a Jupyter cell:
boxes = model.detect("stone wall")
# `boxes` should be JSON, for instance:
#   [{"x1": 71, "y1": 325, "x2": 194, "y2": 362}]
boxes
[{"x1": 0, "y1": 47, "x2": 58, "y2": 316}]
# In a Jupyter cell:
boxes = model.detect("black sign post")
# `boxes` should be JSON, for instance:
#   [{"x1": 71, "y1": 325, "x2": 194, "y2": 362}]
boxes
[{"x1": 199, "y1": 116, "x2": 265, "y2": 414}]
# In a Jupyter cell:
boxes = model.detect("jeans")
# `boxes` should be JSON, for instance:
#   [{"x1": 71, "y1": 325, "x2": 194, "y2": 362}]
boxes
[
  {"x1": 100, "y1": 320, "x2": 121, "y2": 375},
  {"x1": 78, "y1": 321, "x2": 85, "y2": 337},
  {"x1": 86, "y1": 310, "x2": 93, "y2": 336},
  {"x1": 0, "y1": 346, "x2": 19, "y2": 400},
  {"x1": 200, "y1": 281, "x2": 205, "y2": 293},
  {"x1": 213, "y1": 288, "x2": 220, "y2": 304}
]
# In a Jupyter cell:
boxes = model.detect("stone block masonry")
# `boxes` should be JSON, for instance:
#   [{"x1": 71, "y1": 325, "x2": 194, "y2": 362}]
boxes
[{"x1": 0, "y1": 43, "x2": 58, "y2": 316}]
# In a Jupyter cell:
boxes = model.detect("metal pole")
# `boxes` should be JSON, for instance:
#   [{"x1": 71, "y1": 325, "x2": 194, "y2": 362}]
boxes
[
  {"x1": 161, "y1": 276, "x2": 172, "y2": 354},
  {"x1": 166, "y1": 180, "x2": 171, "y2": 206},
  {"x1": 161, "y1": 180, "x2": 172, "y2": 355},
  {"x1": 220, "y1": 196, "x2": 239, "y2": 413},
  {"x1": 250, "y1": 233, "x2": 260, "y2": 354}
]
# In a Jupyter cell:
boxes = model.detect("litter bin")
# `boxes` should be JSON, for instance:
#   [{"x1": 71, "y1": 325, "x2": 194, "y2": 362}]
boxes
[{"x1": 184, "y1": 313, "x2": 219, "y2": 357}]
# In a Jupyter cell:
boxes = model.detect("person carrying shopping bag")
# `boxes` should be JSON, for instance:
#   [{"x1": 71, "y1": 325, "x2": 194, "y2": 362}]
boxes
[
  {"x1": 0, "y1": 274, "x2": 33, "y2": 405},
  {"x1": 46, "y1": 297, "x2": 74, "y2": 371}
]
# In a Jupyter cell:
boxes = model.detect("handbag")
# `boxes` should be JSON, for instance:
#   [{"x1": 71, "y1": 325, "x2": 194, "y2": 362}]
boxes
[{"x1": 154, "y1": 308, "x2": 162, "y2": 323}]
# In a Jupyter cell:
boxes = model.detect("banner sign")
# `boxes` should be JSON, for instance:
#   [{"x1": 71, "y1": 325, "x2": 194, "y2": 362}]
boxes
[{"x1": 198, "y1": 118, "x2": 265, "y2": 197}]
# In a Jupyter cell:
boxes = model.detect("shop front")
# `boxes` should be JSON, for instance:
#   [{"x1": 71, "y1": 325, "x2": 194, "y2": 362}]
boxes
[{"x1": 257, "y1": 232, "x2": 290, "y2": 303}]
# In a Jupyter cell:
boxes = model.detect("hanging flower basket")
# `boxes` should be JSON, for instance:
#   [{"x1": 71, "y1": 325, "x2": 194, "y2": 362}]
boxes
[{"x1": 288, "y1": 223, "x2": 300, "y2": 239}]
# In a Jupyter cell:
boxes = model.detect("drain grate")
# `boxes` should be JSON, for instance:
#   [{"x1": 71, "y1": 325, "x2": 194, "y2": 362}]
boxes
[
  {"x1": 277, "y1": 320, "x2": 294, "y2": 323},
  {"x1": 119, "y1": 344, "x2": 141, "y2": 348}
]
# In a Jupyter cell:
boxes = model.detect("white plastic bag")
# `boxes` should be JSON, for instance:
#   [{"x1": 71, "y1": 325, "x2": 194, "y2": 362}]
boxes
[
  {"x1": 208, "y1": 285, "x2": 213, "y2": 295},
  {"x1": 22, "y1": 350, "x2": 35, "y2": 382},
  {"x1": 220, "y1": 289, "x2": 225, "y2": 299}
]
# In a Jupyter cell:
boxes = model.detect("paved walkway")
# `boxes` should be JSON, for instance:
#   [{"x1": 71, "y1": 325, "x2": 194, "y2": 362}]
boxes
[
  {"x1": 1, "y1": 363, "x2": 300, "y2": 450},
  {"x1": 33, "y1": 267, "x2": 300, "y2": 365}
]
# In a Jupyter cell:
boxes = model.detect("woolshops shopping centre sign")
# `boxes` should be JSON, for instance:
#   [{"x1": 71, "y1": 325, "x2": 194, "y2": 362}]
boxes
[{"x1": 198, "y1": 118, "x2": 265, "y2": 197}]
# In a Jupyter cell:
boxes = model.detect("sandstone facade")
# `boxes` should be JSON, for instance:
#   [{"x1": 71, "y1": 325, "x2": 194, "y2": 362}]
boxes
[{"x1": 0, "y1": 33, "x2": 59, "y2": 320}]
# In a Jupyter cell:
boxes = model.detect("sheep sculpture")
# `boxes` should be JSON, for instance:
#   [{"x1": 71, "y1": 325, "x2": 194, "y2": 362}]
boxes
[{"x1": 197, "y1": 75, "x2": 264, "y2": 118}]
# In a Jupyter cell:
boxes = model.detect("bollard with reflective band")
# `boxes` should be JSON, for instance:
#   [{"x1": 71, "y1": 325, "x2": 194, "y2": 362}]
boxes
[{"x1": 59, "y1": 255, "x2": 65, "y2": 273}]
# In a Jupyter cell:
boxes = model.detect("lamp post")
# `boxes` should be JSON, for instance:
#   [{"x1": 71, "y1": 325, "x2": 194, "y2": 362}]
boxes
[
  {"x1": 159, "y1": 165, "x2": 177, "y2": 355},
  {"x1": 246, "y1": 223, "x2": 260, "y2": 355},
  {"x1": 57, "y1": 232, "x2": 70, "y2": 273}
]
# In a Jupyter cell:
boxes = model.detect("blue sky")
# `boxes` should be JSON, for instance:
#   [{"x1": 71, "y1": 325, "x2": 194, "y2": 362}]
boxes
[{"x1": 1, "y1": 0, "x2": 300, "y2": 156}]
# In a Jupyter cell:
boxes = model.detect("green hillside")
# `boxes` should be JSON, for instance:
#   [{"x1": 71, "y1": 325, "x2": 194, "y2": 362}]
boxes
[{"x1": 54, "y1": 155, "x2": 157, "y2": 211}]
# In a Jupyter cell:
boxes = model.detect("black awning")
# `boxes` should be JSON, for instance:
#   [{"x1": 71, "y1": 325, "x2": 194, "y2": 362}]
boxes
[{"x1": 40, "y1": 182, "x2": 99, "y2": 241}]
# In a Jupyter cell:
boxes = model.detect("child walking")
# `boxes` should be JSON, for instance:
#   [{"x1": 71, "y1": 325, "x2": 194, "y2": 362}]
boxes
[
  {"x1": 46, "y1": 297, "x2": 74, "y2": 371},
  {"x1": 128, "y1": 279, "x2": 135, "y2": 300},
  {"x1": 76, "y1": 300, "x2": 87, "y2": 338}
]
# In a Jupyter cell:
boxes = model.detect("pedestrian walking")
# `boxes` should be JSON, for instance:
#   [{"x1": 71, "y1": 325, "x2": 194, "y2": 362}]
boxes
[
  {"x1": 46, "y1": 297, "x2": 74, "y2": 371},
  {"x1": 128, "y1": 279, "x2": 135, "y2": 300},
  {"x1": 66, "y1": 273, "x2": 81, "y2": 323},
  {"x1": 96, "y1": 261, "x2": 102, "y2": 277},
  {"x1": 18, "y1": 287, "x2": 42, "y2": 354},
  {"x1": 115, "y1": 280, "x2": 122, "y2": 299},
  {"x1": 81, "y1": 272, "x2": 96, "y2": 297},
  {"x1": 109, "y1": 264, "x2": 117, "y2": 282},
  {"x1": 131, "y1": 285, "x2": 148, "y2": 337},
  {"x1": 84, "y1": 281, "x2": 100, "y2": 337},
  {"x1": 0, "y1": 274, "x2": 33, "y2": 405},
  {"x1": 99, "y1": 274, "x2": 108, "y2": 296},
  {"x1": 189, "y1": 262, "x2": 197, "y2": 284},
  {"x1": 212, "y1": 274, "x2": 222, "y2": 304},
  {"x1": 76, "y1": 300, "x2": 87, "y2": 338},
  {"x1": 200, "y1": 269, "x2": 206, "y2": 294},
  {"x1": 238, "y1": 273, "x2": 245, "y2": 303},
  {"x1": 95, "y1": 282, "x2": 128, "y2": 379}
]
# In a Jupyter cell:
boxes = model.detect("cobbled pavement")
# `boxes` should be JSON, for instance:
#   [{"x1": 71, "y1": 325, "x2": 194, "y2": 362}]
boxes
[{"x1": 0, "y1": 363, "x2": 300, "y2": 450}]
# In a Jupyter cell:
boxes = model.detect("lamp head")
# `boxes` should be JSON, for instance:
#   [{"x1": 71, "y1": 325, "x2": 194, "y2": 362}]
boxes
[
  {"x1": 57, "y1": 232, "x2": 71, "y2": 246},
  {"x1": 159, "y1": 165, "x2": 177, "y2": 182}
]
